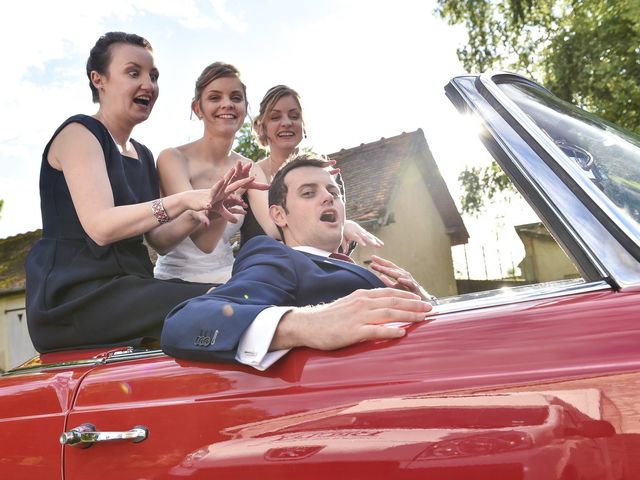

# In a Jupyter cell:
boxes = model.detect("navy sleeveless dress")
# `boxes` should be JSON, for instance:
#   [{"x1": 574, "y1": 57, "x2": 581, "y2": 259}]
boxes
[{"x1": 25, "y1": 115, "x2": 212, "y2": 353}]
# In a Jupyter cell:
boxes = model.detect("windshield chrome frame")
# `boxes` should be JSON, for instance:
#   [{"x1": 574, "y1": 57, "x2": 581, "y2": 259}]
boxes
[
  {"x1": 447, "y1": 73, "x2": 640, "y2": 290},
  {"x1": 479, "y1": 73, "x2": 640, "y2": 255}
]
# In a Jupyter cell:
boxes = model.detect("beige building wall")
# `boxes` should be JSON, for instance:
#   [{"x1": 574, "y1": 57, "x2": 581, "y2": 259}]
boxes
[
  {"x1": 0, "y1": 292, "x2": 36, "y2": 372},
  {"x1": 353, "y1": 160, "x2": 458, "y2": 297},
  {"x1": 520, "y1": 235, "x2": 580, "y2": 283}
]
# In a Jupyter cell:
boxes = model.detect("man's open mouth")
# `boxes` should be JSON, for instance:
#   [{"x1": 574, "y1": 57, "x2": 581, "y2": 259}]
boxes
[{"x1": 320, "y1": 212, "x2": 336, "y2": 222}]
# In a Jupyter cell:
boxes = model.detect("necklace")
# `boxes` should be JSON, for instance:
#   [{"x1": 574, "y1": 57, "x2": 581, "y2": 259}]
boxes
[
  {"x1": 266, "y1": 156, "x2": 277, "y2": 182},
  {"x1": 107, "y1": 130, "x2": 131, "y2": 155},
  {"x1": 95, "y1": 115, "x2": 131, "y2": 154}
]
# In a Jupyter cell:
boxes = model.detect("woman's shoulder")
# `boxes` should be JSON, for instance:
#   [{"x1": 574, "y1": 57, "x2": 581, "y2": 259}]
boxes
[
  {"x1": 157, "y1": 145, "x2": 190, "y2": 167},
  {"x1": 54, "y1": 114, "x2": 105, "y2": 138},
  {"x1": 46, "y1": 115, "x2": 108, "y2": 157}
]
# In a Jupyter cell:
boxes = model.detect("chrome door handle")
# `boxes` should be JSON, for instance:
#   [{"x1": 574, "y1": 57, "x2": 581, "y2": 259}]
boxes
[{"x1": 60, "y1": 423, "x2": 148, "y2": 448}]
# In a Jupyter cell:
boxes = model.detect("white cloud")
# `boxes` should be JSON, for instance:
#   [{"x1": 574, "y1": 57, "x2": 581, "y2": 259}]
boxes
[
  {"x1": 0, "y1": 0, "x2": 475, "y2": 238},
  {"x1": 209, "y1": 0, "x2": 248, "y2": 34}
]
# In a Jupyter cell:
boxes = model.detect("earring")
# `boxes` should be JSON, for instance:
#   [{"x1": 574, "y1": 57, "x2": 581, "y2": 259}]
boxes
[{"x1": 303, "y1": 129, "x2": 307, "y2": 139}]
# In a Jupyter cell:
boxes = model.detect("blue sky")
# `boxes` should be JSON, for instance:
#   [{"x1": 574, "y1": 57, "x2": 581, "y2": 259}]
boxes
[{"x1": 0, "y1": 0, "x2": 474, "y2": 238}]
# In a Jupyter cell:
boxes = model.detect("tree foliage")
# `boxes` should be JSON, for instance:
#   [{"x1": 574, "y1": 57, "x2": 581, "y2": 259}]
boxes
[
  {"x1": 233, "y1": 122, "x2": 267, "y2": 162},
  {"x1": 0, "y1": 199, "x2": 3, "y2": 220},
  {"x1": 437, "y1": 0, "x2": 640, "y2": 214}
]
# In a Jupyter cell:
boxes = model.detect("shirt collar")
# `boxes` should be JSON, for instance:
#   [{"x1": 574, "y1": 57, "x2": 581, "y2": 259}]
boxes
[{"x1": 292, "y1": 246, "x2": 331, "y2": 257}]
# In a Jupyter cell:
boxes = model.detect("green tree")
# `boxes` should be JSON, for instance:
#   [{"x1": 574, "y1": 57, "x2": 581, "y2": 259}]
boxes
[
  {"x1": 436, "y1": 0, "x2": 640, "y2": 214},
  {"x1": 0, "y1": 199, "x2": 3, "y2": 220},
  {"x1": 234, "y1": 122, "x2": 267, "y2": 162}
]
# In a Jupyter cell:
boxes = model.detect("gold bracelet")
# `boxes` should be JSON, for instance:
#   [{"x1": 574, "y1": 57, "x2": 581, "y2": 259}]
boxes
[{"x1": 151, "y1": 198, "x2": 171, "y2": 224}]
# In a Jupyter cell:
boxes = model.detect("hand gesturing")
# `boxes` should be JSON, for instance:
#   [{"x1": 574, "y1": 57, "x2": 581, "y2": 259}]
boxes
[{"x1": 207, "y1": 160, "x2": 269, "y2": 222}]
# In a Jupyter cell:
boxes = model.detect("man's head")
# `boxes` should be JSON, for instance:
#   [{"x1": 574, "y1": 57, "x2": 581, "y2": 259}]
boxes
[{"x1": 269, "y1": 154, "x2": 345, "y2": 251}]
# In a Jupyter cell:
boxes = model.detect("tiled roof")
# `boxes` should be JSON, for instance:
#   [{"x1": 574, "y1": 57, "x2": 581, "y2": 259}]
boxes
[
  {"x1": 0, "y1": 229, "x2": 41, "y2": 294},
  {"x1": 329, "y1": 129, "x2": 468, "y2": 245}
]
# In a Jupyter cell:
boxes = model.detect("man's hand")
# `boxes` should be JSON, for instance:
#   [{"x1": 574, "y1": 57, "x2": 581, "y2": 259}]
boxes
[
  {"x1": 271, "y1": 288, "x2": 432, "y2": 351},
  {"x1": 369, "y1": 255, "x2": 437, "y2": 303}
]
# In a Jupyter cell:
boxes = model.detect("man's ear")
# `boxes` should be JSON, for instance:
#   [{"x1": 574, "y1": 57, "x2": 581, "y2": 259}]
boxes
[{"x1": 269, "y1": 204, "x2": 287, "y2": 228}]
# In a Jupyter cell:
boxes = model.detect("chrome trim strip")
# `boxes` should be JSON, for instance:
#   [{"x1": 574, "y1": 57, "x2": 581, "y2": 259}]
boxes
[
  {"x1": 1, "y1": 358, "x2": 106, "y2": 377},
  {"x1": 1, "y1": 349, "x2": 165, "y2": 377},
  {"x1": 434, "y1": 279, "x2": 611, "y2": 315},
  {"x1": 104, "y1": 349, "x2": 164, "y2": 364}
]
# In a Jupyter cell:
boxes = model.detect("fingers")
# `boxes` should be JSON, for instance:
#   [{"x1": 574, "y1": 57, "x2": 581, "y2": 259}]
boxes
[
  {"x1": 361, "y1": 324, "x2": 407, "y2": 340},
  {"x1": 243, "y1": 178, "x2": 270, "y2": 191},
  {"x1": 218, "y1": 206, "x2": 242, "y2": 223},
  {"x1": 374, "y1": 273, "x2": 394, "y2": 287},
  {"x1": 191, "y1": 210, "x2": 210, "y2": 227},
  {"x1": 343, "y1": 222, "x2": 384, "y2": 248},
  {"x1": 358, "y1": 231, "x2": 384, "y2": 247},
  {"x1": 225, "y1": 176, "x2": 258, "y2": 193},
  {"x1": 370, "y1": 262, "x2": 403, "y2": 281},
  {"x1": 347, "y1": 287, "x2": 420, "y2": 301},
  {"x1": 340, "y1": 238, "x2": 350, "y2": 255},
  {"x1": 370, "y1": 255, "x2": 396, "y2": 268}
]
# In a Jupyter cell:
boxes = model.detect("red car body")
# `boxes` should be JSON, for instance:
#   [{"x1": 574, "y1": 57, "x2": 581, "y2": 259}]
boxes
[{"x1": 2, "y1": 73, "x2": 639, "y2": 479}]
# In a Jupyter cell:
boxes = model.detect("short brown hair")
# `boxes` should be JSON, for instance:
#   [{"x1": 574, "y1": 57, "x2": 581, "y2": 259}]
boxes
[
  {"x1": 87, "y1": 32, "x2": 152, "y2": 103},
  {"x1": 268, "y1": 153, "x2": 339, "y2": 209}
]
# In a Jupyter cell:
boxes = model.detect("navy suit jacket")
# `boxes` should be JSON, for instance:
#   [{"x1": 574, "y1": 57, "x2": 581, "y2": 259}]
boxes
[{"x1": 161, "y1": 235, "x2": 385, "y2": 362}]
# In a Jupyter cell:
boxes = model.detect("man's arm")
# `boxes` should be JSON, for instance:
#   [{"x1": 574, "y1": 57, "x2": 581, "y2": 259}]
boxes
[
  {"x1": 161, "y1": 238, "x2": 433, "y2": 366},
  {"x1": 271, "y1": 288, "x2": 432, "y2": 351},
  {"x1": 160, "y1": 238, "x2": 299, "y2": 363}
]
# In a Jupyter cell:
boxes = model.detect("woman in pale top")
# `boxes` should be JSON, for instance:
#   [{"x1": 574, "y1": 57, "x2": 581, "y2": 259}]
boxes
[
  {"x1": 240, "y1": 85, "x2": 383, "y2": 253},
  {"x1": 25, "y1": 33, "x2": 258, "y2": 353},
  {"x1": 154, "y1": 62, "x2": 267, "y2": 283}
]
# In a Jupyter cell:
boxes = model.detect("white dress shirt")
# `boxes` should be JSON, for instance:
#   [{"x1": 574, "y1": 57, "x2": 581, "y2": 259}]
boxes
[{"x1": 235, "y1": 246, "x2": 333, "y2": 371}]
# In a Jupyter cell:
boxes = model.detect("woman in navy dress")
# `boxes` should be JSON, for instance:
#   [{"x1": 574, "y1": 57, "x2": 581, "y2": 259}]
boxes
[{"x1": 25, "y1": 32, "x2": 259, "y2": 353}]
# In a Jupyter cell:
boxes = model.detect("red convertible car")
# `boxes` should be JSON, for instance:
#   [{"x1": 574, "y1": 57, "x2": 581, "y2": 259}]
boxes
[{"x1": 2, "y1": 73, "x2": 639, "y2": 479}]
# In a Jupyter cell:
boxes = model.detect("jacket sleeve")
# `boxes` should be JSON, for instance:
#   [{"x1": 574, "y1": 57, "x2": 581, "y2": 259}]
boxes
[{"x1": 160, "y1": 237, "x2": 299, "y2": 363}]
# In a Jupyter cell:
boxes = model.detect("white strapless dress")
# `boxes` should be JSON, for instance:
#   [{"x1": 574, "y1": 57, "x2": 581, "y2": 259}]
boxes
[{"x1": 154, "y1": 216, "x2": 243, "y2": 284}]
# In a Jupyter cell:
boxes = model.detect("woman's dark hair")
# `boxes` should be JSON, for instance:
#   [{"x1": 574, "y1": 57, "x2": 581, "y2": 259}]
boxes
[
  {"x1": 86, "y1": 32, "x2": 153, "y2": 103},
  {"x1": 192, "y1": 62, "x2": 247, "y2": 114}
]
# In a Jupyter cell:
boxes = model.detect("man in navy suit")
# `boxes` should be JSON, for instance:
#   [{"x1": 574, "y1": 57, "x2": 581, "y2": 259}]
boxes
[{"x1": 161, "y1": 155, "x2": 433, "y2": 369}]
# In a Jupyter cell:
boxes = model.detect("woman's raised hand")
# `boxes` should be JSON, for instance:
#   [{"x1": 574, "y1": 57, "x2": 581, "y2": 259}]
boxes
[
  {"x1": 342, "y1": 220, "x2": 383, "y2": 252},
  {"x1": 206, "y1": 160, "x2": 269, "y2": 223}
]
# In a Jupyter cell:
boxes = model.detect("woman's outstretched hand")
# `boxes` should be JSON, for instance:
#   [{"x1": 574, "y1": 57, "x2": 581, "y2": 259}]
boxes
[
  {"x1": 342, "y1": 220, "x2": 384, "y2": 252},
  {"x1": 206, "y1": 160, "x2": 269, "y2": 223}
]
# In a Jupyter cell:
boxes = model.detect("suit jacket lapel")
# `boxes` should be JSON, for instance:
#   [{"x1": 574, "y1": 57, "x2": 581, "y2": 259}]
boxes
[{"x1": 303, "y1": 252, "x2": 385, "y2": 288}]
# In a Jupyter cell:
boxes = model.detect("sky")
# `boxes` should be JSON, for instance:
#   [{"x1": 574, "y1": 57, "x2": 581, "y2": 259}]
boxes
[{"x1": 0, "y1": 0, "x2": 533, "y2": 278}]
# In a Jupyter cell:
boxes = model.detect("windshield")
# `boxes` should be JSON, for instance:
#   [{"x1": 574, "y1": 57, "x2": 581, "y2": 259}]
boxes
[{"x1": 496, "y1": 80, "x2": 640, "y2": 228}]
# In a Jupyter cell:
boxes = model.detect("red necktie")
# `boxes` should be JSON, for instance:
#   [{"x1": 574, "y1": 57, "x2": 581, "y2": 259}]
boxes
[{"x1": 329, "y1": 252, "x2": 355, "y2": 263}]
